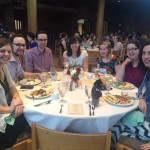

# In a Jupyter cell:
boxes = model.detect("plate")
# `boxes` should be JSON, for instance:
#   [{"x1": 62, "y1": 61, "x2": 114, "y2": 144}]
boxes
[
  {"x1": 105, "y1": 94, "x2": 134, "y2": 106},
  {"x1": 113, "y1": 81, "x2": 134, "y2": 90},
  {"x1": 25, "y1": 88, "x2": 53, "y2": 99},
  {"x1": 106, "y1": 99, "x2": 134, "y2": 106},
  {"x1": 18, "y1": 79, "x2": 41, "y2": 86}
]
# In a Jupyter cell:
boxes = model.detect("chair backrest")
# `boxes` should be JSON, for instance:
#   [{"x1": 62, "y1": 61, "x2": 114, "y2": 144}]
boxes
[
  {"x1": 5, "y1": 139, "x2": 32, "y2": 150},
  {"x1": 87, "y1": 51, "x2": 100, "y2": 71},
  {"x1": 32, "y1": 123, "x2": 111, "y2": 150}
]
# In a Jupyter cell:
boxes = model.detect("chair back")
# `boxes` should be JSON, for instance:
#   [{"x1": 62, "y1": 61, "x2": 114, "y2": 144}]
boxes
[
  {"x1": 32, "y1": 123, "x2": 111, "y2": 150},
  {"x1": 5, "y1": 139, "x2": 32, "y2": 150}
]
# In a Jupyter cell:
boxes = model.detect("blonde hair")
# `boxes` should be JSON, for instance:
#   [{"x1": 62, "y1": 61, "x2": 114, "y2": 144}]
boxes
[{"x1": 99, "y1": 41, "x2": 112, "y2": 58}]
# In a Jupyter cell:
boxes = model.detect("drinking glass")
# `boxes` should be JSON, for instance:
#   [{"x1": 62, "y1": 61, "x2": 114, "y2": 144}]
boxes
[
  {"x1": 105, "y1": 77, "x2": 113, "y2": 94},
  {"x1": 63, "y1": 62, "x2": 69, "y2": 70},
  {"x1": 40, "y1": 72, "x2": 48, "y2": 88},
  {"x1": 50, "y1": 67, "x2": 57, "y2": 81},
  {"x1": 85, "y1": 84, "x2": 93, "y2": 104},
  {"x1": 58, "y1": 82, "x2": 68, "y2": 103}
]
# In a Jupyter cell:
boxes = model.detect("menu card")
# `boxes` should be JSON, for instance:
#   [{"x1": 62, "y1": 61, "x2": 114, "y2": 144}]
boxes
[{"x1": 68, "y1": 103, "x2": 83, "y2": 115}]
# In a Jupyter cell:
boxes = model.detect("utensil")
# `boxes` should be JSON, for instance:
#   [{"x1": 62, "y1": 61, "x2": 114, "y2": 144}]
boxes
[
  {"x1": 91, "y1": 105, "x2": 95, "y2": 116},
  {"x1": 34, "y1": 100, "x2": 51, "y2": 107},
  {"x1": 89, "y1": 104, "x2": 91, "y2": 116},
  {"x1": 59, "y1": 104, "x2": 64, "y2": 113}
]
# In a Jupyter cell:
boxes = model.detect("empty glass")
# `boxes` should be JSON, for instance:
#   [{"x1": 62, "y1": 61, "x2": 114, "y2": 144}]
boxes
[
  {"x1": 50, "y1": 67, "x2": 57, "y2": 81},
  {"x1": 40, "y1": 72, "x2": 48, "y2": 88},
  {"x1": 105, "y1": 76, "x2": 113, "y2": 94},
  {"x1": 58, "y1": 82, "x2": 68, "y2": 103},
  {"x1": 85, "y1": 85, "x2": 93, "y2": 104}
]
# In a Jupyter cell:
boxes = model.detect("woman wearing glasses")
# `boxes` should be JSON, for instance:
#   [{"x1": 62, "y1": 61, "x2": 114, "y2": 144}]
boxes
[{"x1": 116, "y1": 40, "x2": 147, "y2": 87}]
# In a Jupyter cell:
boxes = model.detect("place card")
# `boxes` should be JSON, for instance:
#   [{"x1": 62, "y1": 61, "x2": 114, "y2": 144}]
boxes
[{"x1": 68, "y1": 103, "x2": 83, "y2": 115}]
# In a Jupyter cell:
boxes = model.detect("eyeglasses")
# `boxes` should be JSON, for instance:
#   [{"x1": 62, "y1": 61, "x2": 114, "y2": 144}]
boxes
[
  {"x1": 126, "y1": 47, "x2": 138, "y2": 52},
  {"x1": 37, "y1": 39, "x2": 48, "y2": 42},
  {"x1": 13, "y1": 43, "x2": 26, "y2": 47}
]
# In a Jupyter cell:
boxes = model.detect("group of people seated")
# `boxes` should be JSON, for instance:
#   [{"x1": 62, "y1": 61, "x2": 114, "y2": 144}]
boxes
[{"x1": 0, "y1": 29, "x2": 150, "y2": 150}]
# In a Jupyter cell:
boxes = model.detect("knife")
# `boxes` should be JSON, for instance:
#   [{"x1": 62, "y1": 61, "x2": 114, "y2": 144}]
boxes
[
  {"x1": 89, "y1": 104, "x2": 91, "y2": 116},
  {"x1": 34, "y1": 100, "x2": 51, "y2": 107}
]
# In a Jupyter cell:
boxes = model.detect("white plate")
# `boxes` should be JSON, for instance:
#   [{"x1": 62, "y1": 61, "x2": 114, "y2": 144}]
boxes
[
  {"x1": 18, "y1": 79, "x2": 41, "y2": 86},
  {"x1": 25, "y1": 90, "x2": 52, "y2": 99},
  {"x1": 106, "y1": 99, "x2": 134, "y2": 106},
  {"x1": 113, "y1": 82, "x2": 134, "y2": 90}
]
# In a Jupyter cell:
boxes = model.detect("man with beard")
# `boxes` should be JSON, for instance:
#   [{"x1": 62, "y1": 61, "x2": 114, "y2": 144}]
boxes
[
  {"x1": 24, "y1": 31, "x2": 53, "y2": 73},
  {"x1": 8, "y1": 34, "x2": 40, "y2": 82}
]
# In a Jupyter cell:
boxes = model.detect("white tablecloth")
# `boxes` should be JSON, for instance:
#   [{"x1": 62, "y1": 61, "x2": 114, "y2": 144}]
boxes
[{"x1": 17, "y1": 82, "x2": 139, "y2": 133}]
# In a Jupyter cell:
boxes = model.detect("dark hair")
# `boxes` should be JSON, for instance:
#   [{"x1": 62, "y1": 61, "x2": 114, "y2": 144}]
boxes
[
  {"x1": 127, "y1": 40, "x2": 146, "y2": 71},
  {"x1": 0, "y1": 38, "x2": 10, "y2": 48},
  {"x1": 35, "y1": 31, "x2": 48, "y2": 39},
  {"x1": 9, "y1": 34, "x2": 25, "y2": 44},
  {"x1": 67, "y1": 36, "x2": 81, "y2": 57},
  {"x1": 27, "y1": 32, "x2": 35, "y2": 39}
]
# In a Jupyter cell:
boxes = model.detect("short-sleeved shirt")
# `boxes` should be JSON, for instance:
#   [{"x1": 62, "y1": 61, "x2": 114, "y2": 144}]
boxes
[
  {"x1": 8, "y1": 55, "x2": 24, "y2": 82},
  {"x1": 63, "y1": 50, "x2": 88, "y2": 67},
  {"x1": 25, "y1": 46, "x2": 53, "y2": 73},
  {"x1": 97, "y1": 56, "x2": 120, "y2": 75},
  {"x1": 123, "y1": 63, "x2": 146, "y2": 88}
]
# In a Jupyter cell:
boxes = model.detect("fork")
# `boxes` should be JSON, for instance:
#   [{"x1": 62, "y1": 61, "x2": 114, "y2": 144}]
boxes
[
  {"x1": 91, "y1": 105, "x2": 95, "y2": 116},
  {"x1": 59, "y1": 104, "x2": 64, "y2": 113}
]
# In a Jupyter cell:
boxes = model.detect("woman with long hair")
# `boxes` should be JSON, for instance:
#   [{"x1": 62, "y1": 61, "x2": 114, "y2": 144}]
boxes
[{"x1": 63, "y1": 36, "x2": 88, "y2": 71}]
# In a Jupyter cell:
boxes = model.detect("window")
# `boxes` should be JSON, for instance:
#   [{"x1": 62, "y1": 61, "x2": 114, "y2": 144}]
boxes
[{"x1": 15, "y1": 20, "x2": 22, "y2": 30}]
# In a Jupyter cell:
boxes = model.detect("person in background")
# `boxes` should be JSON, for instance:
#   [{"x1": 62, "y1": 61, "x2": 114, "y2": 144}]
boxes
[
  {"x1": 8, "y1": 34, "x2": 40, "y2": 82},
  {"x1": 26, "y1": 32, "x2": 37, "y2": 49},
  {"x1": 113, "y1": 35, "x2": 123, "y2": 59},
  {"x1": 97, "y1": 41, "x2": 120, "y2": 75},
  {"x1": 0, "y1": 39, "x2": 29, "y2": 149},
  {"x1": 116, "y1": 40, "x2": 147, "y2": 88},
  {"x1": 59, "y1": 32, "x2": 67, "y2": 54},
  {"x1": 63, "y1": 36, "x2": 88, "y2": 71},
  {"x1": 25, "y1": 31, "x2": 53, "y2": 73}
]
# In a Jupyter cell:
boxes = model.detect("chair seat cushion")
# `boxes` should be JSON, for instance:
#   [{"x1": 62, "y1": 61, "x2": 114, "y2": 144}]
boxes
[{"x1": 118, "y1": 136, "x2": 146, "y2": 150}]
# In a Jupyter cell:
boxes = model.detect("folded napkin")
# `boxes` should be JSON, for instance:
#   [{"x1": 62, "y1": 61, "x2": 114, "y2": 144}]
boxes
[
  {"x1": 68, "y1": 103, "x2": 83, "y2": 115},
  {"x1": 121, "y1": 110, "x2": 144, "y2": 126}
]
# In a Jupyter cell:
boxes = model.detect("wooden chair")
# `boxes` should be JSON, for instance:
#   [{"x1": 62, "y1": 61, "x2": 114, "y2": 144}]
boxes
[
  {"x1": 116, "y1": 136, "x2": 146, "y2": 150},
  {"x1": 5, "y1": 139, "x2": 32, "y2": 150},
  {"x1": 32, "y1": 123, "x2": 111, "y2": 150},
  {"x1": 87, "y1": 51, "x2": 100, "y2": 71}
]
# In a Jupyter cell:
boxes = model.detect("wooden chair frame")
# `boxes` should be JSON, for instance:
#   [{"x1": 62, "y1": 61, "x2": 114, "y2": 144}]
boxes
[{"x1": 32, "y1": 123, "x2": 111, "y2": 150}]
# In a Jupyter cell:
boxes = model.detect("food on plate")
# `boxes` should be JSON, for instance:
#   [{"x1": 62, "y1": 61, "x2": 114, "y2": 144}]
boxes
[
  {"x1": 113, "y1": 81, "x2": 133, "y2": 89},
  {"x1": 106, "y1": 93, "x2": 131, "y2": 104},
  {"x1": 30, "y1": 88, "x2": 53, "y2": 97},
  {"x1": 26, "y1": 78, "x2": 35, "y2": 85}
]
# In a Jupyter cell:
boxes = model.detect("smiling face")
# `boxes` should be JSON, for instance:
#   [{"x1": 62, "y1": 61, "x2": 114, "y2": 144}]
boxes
[
  {"x1": 36, "y1": 34, "x2": 48, "y2": 51},
  {"x1": 142, "y1": 45, "x2": 150, "y2": 69},
  {"x1": 70, "y1": 41, "x2": 80, "y2": 53},
  {"x1": 12, "y1": 37, "x2": 26, "y2": 56},
  {"x1": 99, "y1": 44, "x2": 110, "y2": 58},
  {"x1": 126, "y1": 43, "x2": 139, "y2": 61},
  {"x1": 0, "y1": 44, "x2": 12, "y2": 65}
]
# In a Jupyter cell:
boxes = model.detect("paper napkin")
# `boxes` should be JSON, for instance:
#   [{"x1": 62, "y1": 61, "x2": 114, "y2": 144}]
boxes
[{"x1": 68, "y1": 103, "x2": 83, "y2": 115}]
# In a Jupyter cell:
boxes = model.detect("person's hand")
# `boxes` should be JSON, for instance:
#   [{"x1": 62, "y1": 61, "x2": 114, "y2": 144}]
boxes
[
  {"x1": 14, "y1": 104, "x2": 24, "y2": 118},
  {"x1": 11, "y1": 97, "x2": 23, "y2": 106},
  {"x1": 122, "y1": 57, "x2": 132, "y2": 66},
  {"x1": 140, "y1": 142, "x2": 150, "y2": 150},
  {"x1": 139, "y1": 99, "x2": 147, "y2": 114}
]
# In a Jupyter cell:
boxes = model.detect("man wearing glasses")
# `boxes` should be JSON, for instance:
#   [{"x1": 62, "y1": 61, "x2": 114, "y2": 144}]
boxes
[
  {"x1": 8, "y1": 34, "x2": 40, "y2": 82},
  {"x1": 24, "y1": 31, "x2": 53, "y2": 73}
]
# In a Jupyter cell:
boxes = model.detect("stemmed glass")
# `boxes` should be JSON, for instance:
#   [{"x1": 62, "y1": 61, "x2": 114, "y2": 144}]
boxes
[
  {"x1": 85, "y1": 84, "x2": 93, "y2": 104},
  {"x1": 40, "y1": 72, "x2": 48, "y2": 88},
  {"x1": 105, "y1": 75, "x2": 113, "y2": 94},
  {"x1": 58, "y1": 82, "x2": 68, "y2": 103}
]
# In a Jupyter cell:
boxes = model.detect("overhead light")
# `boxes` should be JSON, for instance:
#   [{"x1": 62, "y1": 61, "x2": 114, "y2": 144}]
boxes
[{"x1": 118, "y1": 0, "x2": 121, "y2": 2}]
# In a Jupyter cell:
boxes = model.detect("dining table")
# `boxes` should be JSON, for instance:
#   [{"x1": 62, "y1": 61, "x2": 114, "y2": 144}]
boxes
[{"x1": 17, "y1": 75, "x2": 139, "y2": 134}]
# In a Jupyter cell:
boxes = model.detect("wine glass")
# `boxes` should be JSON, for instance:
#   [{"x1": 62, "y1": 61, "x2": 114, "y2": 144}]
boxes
[
  {"x1": 40, "y1": 72, "x2": 48, "y2": 88},
  {"x1": 105, "y1": 76, "x2": 113, "y2": 94},
  {"x1": 58, "y1": 82, "x2": 68, "y2": 103},
  {"x1": 85, "y1": 84, "x2": 93, "y2": 104}
]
